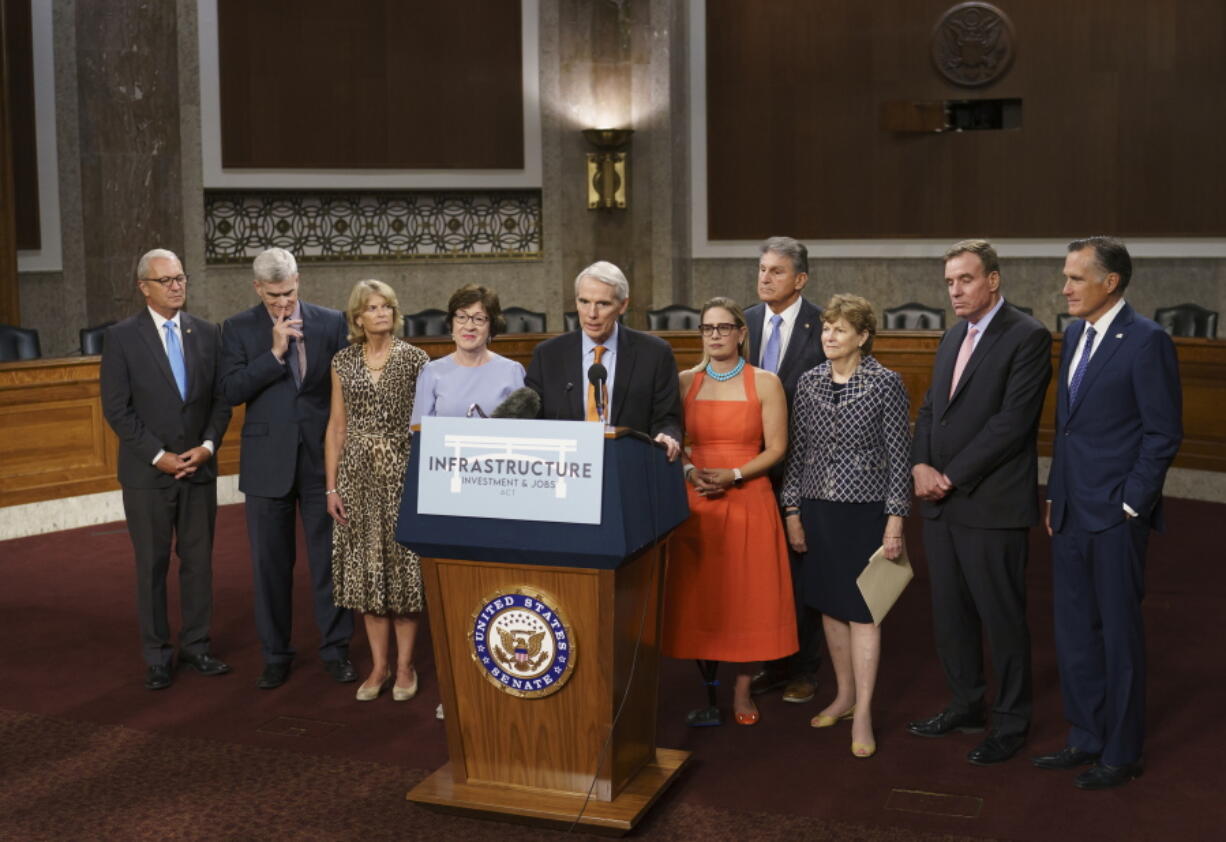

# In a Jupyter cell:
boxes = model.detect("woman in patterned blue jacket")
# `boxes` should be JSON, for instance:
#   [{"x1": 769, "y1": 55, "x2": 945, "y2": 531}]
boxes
[{"x1": 781, "y1": 293, "x2": 912, "y2": 758}]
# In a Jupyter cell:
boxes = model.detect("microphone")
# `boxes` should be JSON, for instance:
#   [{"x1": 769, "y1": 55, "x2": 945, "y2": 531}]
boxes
[
  {"x1": 491, "y1": 387, "x2": 543, "y2": 419},
  {"x1": 588, "y1": 362, "x2": 608, "y2": 422}
]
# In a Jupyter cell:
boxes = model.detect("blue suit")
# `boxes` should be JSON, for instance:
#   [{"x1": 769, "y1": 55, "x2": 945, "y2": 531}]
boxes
[
  {"x1": 219, "y1": 301, "x2": 353, "y2": 664},
  {"x1": 1048, "y1": 302, "x2": 1181, "y2": 766}
]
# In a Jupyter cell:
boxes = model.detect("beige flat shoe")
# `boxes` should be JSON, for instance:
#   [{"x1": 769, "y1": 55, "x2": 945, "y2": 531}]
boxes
[
  {"x1": 393, "y1": 668, "x2": 418, "y2": 702},
  {"x1": 355, "y1": 670, "x2": 391, "y2": 702}
]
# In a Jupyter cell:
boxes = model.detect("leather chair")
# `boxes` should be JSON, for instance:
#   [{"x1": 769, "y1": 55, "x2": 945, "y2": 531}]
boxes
[
  {"x1": 80, "y1": 322, "x2": 116, "y2": 355},
  {"x1": 1154, "y1": 303, "x2": 1218, "y2": 339},
  {"x1": 0, "y1": 324, "x2": 41, "y2": 362},
  {"x1": 564, "y1": 311, "x2": 579, "y2": 332},
  {"x1": 502, "y1": 307, "x2": 547, "y2": 333},
  {"x1": 404, "y1": 309, "x2": 449, "y2": 338},
  {"x1": 882, "y1": 302, "x2": 946, "y2": 330},
  {"x1": 1056, "y1": 313, "x2": 1077, "y2": 331},
  {"x1": 646, "y1": 304, "x2": 701, "y2": 331}
]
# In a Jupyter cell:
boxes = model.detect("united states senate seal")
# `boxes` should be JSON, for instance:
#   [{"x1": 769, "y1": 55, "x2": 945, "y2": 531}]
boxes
[{"x1": 469, "y1": 587, "x2": 576, "y2": 698}]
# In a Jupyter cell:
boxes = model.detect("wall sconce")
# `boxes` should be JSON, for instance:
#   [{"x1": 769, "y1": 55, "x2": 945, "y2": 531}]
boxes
[{"x1": 583, "y1": 128, "x2": 633, "y2": 210}]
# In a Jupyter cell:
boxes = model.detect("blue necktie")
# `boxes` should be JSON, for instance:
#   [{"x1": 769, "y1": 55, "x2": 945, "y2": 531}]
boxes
[
  {"x1": 1068, "y1": 325, "x2": 1096, "y2": 404},
  {"x1": 164, "y1": 321, "x2": 188, "y2": 400},
  {"x1": 762, "y1": 314, "x2": 783, "y2": 373}
]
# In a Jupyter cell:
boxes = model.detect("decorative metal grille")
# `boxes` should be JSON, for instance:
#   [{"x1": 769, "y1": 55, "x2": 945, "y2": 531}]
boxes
[{"x1": 204, "y1": 191, "x2": 542, "y2": 264}]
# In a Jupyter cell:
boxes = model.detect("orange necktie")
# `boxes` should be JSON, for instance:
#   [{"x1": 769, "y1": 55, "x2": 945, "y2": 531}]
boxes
[{"x1": 586, "y1": 345, "x2": 608, "y2": 422}]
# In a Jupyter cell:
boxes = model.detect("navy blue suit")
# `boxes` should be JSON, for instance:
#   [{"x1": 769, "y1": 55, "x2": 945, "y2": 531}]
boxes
[
  {"x1": 746, "y1": 297, "x2": 826, "y2": 680},
  {"x1": 219, "y1": 301, "x2": 352, "y2": 665},
  {"x1": 1048, "y1": 302, "x2": 1182, "y2": 765}
]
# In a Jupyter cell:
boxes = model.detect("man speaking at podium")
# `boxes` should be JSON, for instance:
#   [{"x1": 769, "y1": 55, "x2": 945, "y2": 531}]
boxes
[{"x1": 525, "y1": 261, "x2": 683, "y2": 460}]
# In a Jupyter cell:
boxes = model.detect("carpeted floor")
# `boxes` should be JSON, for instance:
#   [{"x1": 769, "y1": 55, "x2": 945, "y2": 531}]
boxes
[{"x1": 1, "y1": 498, "x2": 1224, "y2": 840}]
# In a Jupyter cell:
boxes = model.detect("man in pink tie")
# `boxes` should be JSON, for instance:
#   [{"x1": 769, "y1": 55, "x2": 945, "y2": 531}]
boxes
[{"x1": 906, "y1": 239, "x2": 1053, "y2": 767}]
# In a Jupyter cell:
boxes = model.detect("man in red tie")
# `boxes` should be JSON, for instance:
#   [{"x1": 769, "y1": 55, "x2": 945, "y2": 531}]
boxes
[{"x1": 906, "y1": 240, "x2": 1052, "y2": 766}]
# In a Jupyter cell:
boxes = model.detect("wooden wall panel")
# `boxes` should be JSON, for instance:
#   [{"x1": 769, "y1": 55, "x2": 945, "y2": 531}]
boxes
[
  {"x1": 706, "y1": 0, "x2": 1226, "y2": 239},
  {"x1": 2, "y1": 335, "x2": 1223, "y2": 508},
  {"x1": 2, "y1": 0, "x2": 39, "y2": 250},
  {"x1": 218, "y1": 0, "x2": 524, "y2": 169}
]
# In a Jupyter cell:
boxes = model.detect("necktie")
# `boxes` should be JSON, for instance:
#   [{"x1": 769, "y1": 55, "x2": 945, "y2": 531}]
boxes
[
  {"x1": 949, "y1": 325, "x2": 978, "y2": 397},
  {"x1": 164, "y1": 321, "x2": 188, "y2": 400},
  {"x1": 1068, "y1": 325, "x2": 1097, "y2": 404},
  {"x1": 586, "y1": 345, "x2": 607, "y2": 422},
  {"x1": 287, "y1": 337, "x2": 303, "y2": 388},
  {"x1": 761, "y1": 314, "x2": 783, "y2": 373}
]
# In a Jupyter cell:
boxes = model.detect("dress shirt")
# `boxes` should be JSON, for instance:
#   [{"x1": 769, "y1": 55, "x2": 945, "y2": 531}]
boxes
[
  {"x1": 964, "y1": 295, "x2": 1007, "y2": 350},
  {"x1": 147, "y1": 306, "x2": 214, "y2": 464},
  {"x1": 758, "y1": 296, "x2": 804, "y2": 368},
  {"x1": 582, "y1": 323, "x2": 620, "y2": 422}
]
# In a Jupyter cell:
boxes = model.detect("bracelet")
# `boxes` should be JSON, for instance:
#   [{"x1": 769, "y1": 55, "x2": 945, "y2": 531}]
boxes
[
  {"x1": 325, "y1": 489, "x2": 338, "y2": 496},
  {"x1": 884, "y1": 535, "x2": 903, "y2": 540}
]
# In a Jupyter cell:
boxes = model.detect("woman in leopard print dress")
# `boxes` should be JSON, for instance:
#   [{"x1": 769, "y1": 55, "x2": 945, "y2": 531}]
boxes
[{"x1": 325, "y1": 279, "x2": 429, "y2": 702}]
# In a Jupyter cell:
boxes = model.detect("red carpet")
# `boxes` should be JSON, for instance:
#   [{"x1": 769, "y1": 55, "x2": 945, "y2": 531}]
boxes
[{"x1": 1, "y1": 497, "x2": 1223, "y2": 840}]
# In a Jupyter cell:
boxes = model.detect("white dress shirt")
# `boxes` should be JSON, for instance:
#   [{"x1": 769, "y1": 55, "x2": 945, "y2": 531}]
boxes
[
  {"x1": 148, "y1": 306, "x2": 214, "y2": 464},
  {"x1": 758, "y1": 295, "x2": 804, "y2": 368}
]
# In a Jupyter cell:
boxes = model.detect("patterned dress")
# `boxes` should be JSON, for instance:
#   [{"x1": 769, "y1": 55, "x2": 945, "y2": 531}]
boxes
[{"x1": 331, "y1": 340, "x2": 429, "y2": 614}]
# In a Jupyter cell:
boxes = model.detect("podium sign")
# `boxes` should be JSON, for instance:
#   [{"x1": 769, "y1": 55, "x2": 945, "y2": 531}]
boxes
[{"x1": 417, "y1": 417, "x2": 605, "y2": 524}]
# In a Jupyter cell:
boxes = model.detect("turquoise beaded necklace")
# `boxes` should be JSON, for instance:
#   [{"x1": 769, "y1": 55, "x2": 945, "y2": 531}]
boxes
[{"x1": 705, "y1": 356, "x2": 745, "y2": 381}]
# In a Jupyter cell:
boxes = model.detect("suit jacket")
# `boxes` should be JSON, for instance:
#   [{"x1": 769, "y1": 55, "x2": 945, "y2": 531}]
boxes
[
  {"x1": 100, "y1": 310, "x2": 231, "y2": 489},
  {"x1": 781, "y1": 356, "x2": 912, "y2": 515},
  {"x1": 910, "y1": 303, "x2": 1052, "y2": 529},
  {"x1": 524, "y1": 326, "x2": 683, "y2": 443},
  {"x1": 218, "y1": 301, "x2": 348, "y2": 498},
  {"x1": 1047, "y1": 302, "x2": 1182, "y2": 533},
  {"x1": 745, "y1": 298, "x2": 826, "y2": 407}
]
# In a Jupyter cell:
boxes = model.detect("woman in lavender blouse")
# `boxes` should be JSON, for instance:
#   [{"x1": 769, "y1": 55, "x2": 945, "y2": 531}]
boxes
[{"x1": 411, "y1": 284, "x2": 526, "y2": 425}]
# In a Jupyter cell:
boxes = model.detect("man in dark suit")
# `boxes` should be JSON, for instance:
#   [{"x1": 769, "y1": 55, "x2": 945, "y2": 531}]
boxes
[
  {"x1": 219, "y1": 248, "x2": 355, "y2": 689},
  {"x1": 525, "y1": 260, "x2": 682, "y2": 457},
  {"x1": 100, "y1": 249, "x2": 232, "y2": 690},
  {"x1": 907, "y1": 239, "x2": 1052, "y2": 766},
  {"x1": 744, "y1": 236, "x2": 827, "y2": 705},
  {"x1": 1034, "y1": 237, "x2": 1181, "y2": 789}
]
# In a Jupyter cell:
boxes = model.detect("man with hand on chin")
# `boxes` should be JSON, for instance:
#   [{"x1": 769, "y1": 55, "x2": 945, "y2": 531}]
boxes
[
  {"x1": 219, "y1": 248, "x2": 354, "y2": 690},
  {"x1": 525, "y1": 260, "x2": 682, "y2": 458},
  {"x1": 100, "y1": 249, "x2": 232, "y2": 690}
]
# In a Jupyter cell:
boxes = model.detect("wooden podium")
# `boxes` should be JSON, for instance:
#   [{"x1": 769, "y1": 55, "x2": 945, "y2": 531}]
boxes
[{"x1": 396, "y1": 427, "x2": 691, "y2": 835}]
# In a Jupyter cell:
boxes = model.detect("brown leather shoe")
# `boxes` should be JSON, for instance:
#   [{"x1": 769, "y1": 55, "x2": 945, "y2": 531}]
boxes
[{"x1": 782, "y1": 675, "x2": 817, "y2": 703}]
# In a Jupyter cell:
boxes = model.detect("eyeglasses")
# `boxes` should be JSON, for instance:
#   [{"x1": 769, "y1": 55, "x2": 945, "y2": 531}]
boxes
[
  {"x1": 142, "y1": 274, "x2": 189, "y2": 287},
  {"x1": 453, "y1": 312, "x2": 490, "y2": 326},
  {"x1": 698, "y1": 323, "x2": 738, "y2": 336}
]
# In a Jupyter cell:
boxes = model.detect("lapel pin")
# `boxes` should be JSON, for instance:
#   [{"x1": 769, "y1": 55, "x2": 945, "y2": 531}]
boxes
[
  {"x1": 803, "y1": 323, "x2": 810, "y2": 329},
  {"x1": 1115, "y1": 333, "x2": 1123, "y2": 339}
]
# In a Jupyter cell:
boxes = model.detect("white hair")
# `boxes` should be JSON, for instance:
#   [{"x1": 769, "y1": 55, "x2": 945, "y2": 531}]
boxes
[
  {"x1": 135, "y1": 248, "x2": 181, "y2": 281},
  {"x1": 252, "y1": 247, "x2": 299, "y2": 283},
  {"x1": 573, "y1": 260, "x2": 629, "y2": 301}
]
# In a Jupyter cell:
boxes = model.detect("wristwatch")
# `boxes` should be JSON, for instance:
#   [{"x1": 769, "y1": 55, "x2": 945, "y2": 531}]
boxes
[{"x1": 732, "y1": 468, "x2": 744, "y2": 487}]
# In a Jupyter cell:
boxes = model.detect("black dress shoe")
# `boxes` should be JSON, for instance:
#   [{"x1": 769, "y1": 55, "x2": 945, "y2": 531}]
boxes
[
  {"x1": 685, "y1": 705, "x2": 723, "y2": 727},
  {"x1": 179, "y1": 652, "x2": 232, "y2": 676},
  {"x1": 906, "y1": 709, "x2": 987, "y2": 738},
  {"x1": 322, "y1": 657, "x2": 358, "y2": 683},
  {"x1": 145, "y1": 664, "x2": 173, "y2": 690},
  {"x1": 257, "y1": 662, "x2": 291, "y2": 690},
  {"x1": 749, "y1": 667, "x2": 790, "y2": 696},
  {"x1": 1032, "y1": 746, "x2": 1100, "y2": 770},
  {"x1": 967, "y1": 733, "x2": 1026, "y2": 766},
  {"x1": 1075, "y1": 762, "x2": 1143, "y2": 790}
]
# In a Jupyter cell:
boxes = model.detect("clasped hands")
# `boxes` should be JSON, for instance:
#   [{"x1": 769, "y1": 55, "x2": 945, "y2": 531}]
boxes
[
  {"x1": 913, "y1": 463, "x2": 954, "y2": 501},
  {"x1": 156, "y1": 447, "x2": 211, "y2": 479},
  {"x1": 686, "y1": 465, "x2": 736, "y2": 497}
]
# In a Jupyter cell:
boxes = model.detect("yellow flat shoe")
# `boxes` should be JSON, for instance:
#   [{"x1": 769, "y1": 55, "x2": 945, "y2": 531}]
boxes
[
  {"x1": 810, "y1": 704, "x2": 856, "y2": 728},
  {"x1": 356, "y1": 671, "x2": 391, "y2": 702},
  {"x1": 393, "y1": 667, "x2": 418, "y2": 702}
]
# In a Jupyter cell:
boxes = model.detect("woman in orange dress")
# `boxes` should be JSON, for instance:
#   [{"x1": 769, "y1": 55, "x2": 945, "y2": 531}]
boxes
[{"x1": 662, "y1": 297, "x2": 798, "y2": 726}]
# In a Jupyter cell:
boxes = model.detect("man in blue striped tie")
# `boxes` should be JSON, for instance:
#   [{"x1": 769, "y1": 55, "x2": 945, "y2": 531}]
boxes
[
  {"x1": 100, "y1": 249, "x2": 232, "y2": 690},
  {"x1": 744, "y1": 236, "x2": 827, "y2": 705}
]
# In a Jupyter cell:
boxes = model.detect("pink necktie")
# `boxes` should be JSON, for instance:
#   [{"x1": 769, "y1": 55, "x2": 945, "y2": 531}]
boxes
[{"x1": 949, "y1": 326, "x2": 978, "y2": 397}]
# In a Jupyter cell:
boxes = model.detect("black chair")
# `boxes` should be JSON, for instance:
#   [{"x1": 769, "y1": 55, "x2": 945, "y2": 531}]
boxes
[
  {"x1": 1056, "y1": 313, "x2": 1077, "y2": 331},
  {"x1": 564, "y1": 311, "x2": 579, "y2": 332},
  {"x1": 646, "y1": 304, "x2": 701, "y2": 331},
  {"x1": 882, "y1": 302, "x2": 945, "y2": 330},
  {"x1": 0, "y1": 324, "x2": 41, "y2": 362},
  {"x1": 1154, "y1": 303, "x2": 1218, "y2": 339},
  {"x1": 502, "y1": 307, "x2": 547, "y2": 333},
  {"x1": 80, "y1": 322, "x2": 116, "y2": 355},
  {"x1": 404, "y1": 309, "x2": 449, "y2": 338}
]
